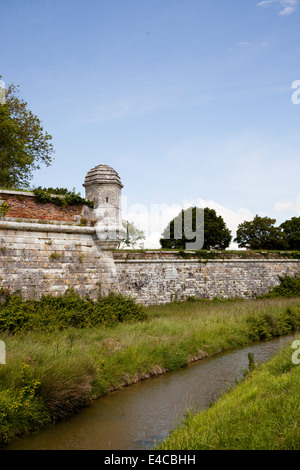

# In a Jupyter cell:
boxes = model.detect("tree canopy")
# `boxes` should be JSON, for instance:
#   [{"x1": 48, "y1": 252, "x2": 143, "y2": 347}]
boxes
[
  {"x1": 280, "y1": 217, "x2": 300, "y2": 250},
  {"x1": 120, "y1": 220, "x2": 146, "y2": 249},
  {"x1": 160, "y1": 207, "x2": 232, "y2": 250},
  {"x1": 0, "y1": 77, "x2": 54, "y2": 189},
  {"x1": 234, "y1": 215, "x2": 285, "y2": 250}
]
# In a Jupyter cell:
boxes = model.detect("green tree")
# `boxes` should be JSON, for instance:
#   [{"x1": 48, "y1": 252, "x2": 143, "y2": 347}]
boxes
[
  {"x1": 160, "y1": 207, "x2": 232, "y2": 250},
  {"x1": 234, "y1": 215, "x2": 285, "y2": 250},
  {"x1": 120, "y1": 220, "x2": 146, "y2": 249},
  {"x1": 0, "y1": 77, "x2": 54, "y2": 188},
  {"x1": 280, "y1": 217, "x2": 300, "y2": 250}
]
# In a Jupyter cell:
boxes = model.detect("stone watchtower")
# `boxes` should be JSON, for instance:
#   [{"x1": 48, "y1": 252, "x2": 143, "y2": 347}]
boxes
[{"x1": 83, "y1": 164, "x2": 126, "y2": 250}]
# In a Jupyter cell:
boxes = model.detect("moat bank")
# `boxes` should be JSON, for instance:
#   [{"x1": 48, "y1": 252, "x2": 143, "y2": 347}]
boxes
[
  {"x1": 6, "y1": 332, "x2": 299, "y2": 450},
  {"x1": 158, "y1": 336, "x2": 300, "y2": 450},
  {"x1": 0, "y1": 297, "x2": 300, "y2": 448}
]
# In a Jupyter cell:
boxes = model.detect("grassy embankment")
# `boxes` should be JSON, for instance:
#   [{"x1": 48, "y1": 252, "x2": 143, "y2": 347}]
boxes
[
  {"x1": 158, "y1": 340, "x2": 300, "y2": 450},
  {"x1": 0, "y1": 277, "x2": 300, "y2": 446}
]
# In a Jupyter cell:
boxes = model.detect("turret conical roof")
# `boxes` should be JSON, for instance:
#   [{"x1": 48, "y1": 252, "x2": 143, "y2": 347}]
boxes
[{"x1": 83, "y1": 164, "x2": 123, "y2": 188}]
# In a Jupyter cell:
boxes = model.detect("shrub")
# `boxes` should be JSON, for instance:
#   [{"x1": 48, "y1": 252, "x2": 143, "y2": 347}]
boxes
[
  {"x1": 0, "y1": 363, "x2": 49, "y2": 445},
  {"x1": 277, "y1": 307, "x2": 300, "y2": 334},
  {"x1": 246, "y1": 307, "x2": 300, "y2": 340},
  {"x1": 261, "y1": 276, "x2": 300, "y2": 299},
  {"x1": 0, "y1": 290, "x2": 147, "y2": 333},
  {"x1": 246, "y1": 314, "x2": 273, "y2": 340}
]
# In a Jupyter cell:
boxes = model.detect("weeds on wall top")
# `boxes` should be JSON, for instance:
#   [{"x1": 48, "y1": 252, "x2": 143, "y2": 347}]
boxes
[
  {"x1": 0, "y1": 201, "x2": 9, "y2": 218},
  {"x1": 33, "y1": 187, "x2": 94, "y2": 208}
]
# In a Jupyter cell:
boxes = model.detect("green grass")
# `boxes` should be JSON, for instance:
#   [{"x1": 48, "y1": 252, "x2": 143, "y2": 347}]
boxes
[
  {"x1": 0, "y1": 296, "x2": 300, "y2": 447},
  {"x1": 158, "y1": 339, "x2": 300, "y2": 450}
]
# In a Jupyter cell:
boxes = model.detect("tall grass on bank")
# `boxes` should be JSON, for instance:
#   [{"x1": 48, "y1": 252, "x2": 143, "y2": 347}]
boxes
[
  {"x1": 158, "y1": 340, "x2": 300, "y2": 450},
  {"x1": 1, "y1": 295, "x2": 300, "y2": 447}
]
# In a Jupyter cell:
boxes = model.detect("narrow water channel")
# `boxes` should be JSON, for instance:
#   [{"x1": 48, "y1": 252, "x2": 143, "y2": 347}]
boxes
[{"x1": 7, "y1": 333, "x2": 299, "y2": 451}]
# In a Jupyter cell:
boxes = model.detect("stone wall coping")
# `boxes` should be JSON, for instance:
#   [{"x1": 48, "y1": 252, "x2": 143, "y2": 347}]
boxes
[
  {"x1": 0, "y1": 189, "x2": 35, "y2": 197},
  {"x1": 114, "y1": 258, "x2": 300, "y2": 264},
  {"x1": 4, "y1": 217, "x2": 80, "y2": 225},
  {"x1": 0, "y1": 189, "x2": 65, "y2": 198},
  {"x1": 0, "y1": 220, "x2": 96, "y2": 234},
  {"x1": 113, "y1": 250, "x2": 195, "y2": 253}
]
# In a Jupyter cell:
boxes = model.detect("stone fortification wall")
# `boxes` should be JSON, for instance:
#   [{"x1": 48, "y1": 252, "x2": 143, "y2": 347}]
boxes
[
  {"x1": 114, "y1": 252, "x2": 300, "y2": 305},
  {"x1": 0, "y1": 164, "x2": 125, "y2": 301},
  {"x1": 1, "y1": 166, "x2": 299, "y2": 306},
  {"x1": 0, "y1": 222, "x2": 299, "y2": 304},
  {"x1": 0, "y1": 221, "x2": 118, "y2": 299}
]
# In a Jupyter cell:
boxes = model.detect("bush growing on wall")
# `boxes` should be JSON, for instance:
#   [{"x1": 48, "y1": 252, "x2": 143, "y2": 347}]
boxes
[
  {"x1": 260, "y1": 276, "x2": 300, "y2": 299},
  {"x1": 33, "y1": 187, "x2": 94, "y2": 208}
]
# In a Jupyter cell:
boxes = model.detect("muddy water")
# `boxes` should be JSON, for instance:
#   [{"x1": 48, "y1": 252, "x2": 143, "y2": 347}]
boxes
[{"x1": 7, "y1": 333, "x2": 299, "y2": 450}]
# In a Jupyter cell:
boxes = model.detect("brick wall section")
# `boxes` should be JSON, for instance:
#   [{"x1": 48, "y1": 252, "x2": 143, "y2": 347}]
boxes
[{"x1": 0, "y1": 190, "x2": 85, "y2": 223}]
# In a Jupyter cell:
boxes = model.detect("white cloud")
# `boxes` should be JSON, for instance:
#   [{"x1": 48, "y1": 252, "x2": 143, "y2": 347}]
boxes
[
  {"x1": 143, "y1": 232, "x2": 163, "y2": 249},
  {"x1": 274, "y1": 196, "x2": 300, "y2": 215},
  {"x1": 257, "y1": 0, "x2": 299, "y2": 16}
]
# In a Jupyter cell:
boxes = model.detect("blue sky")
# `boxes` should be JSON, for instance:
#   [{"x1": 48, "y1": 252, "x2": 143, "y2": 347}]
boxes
[{"x1": 1, "y1": 0, "x2": 300, "y2": 247}]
